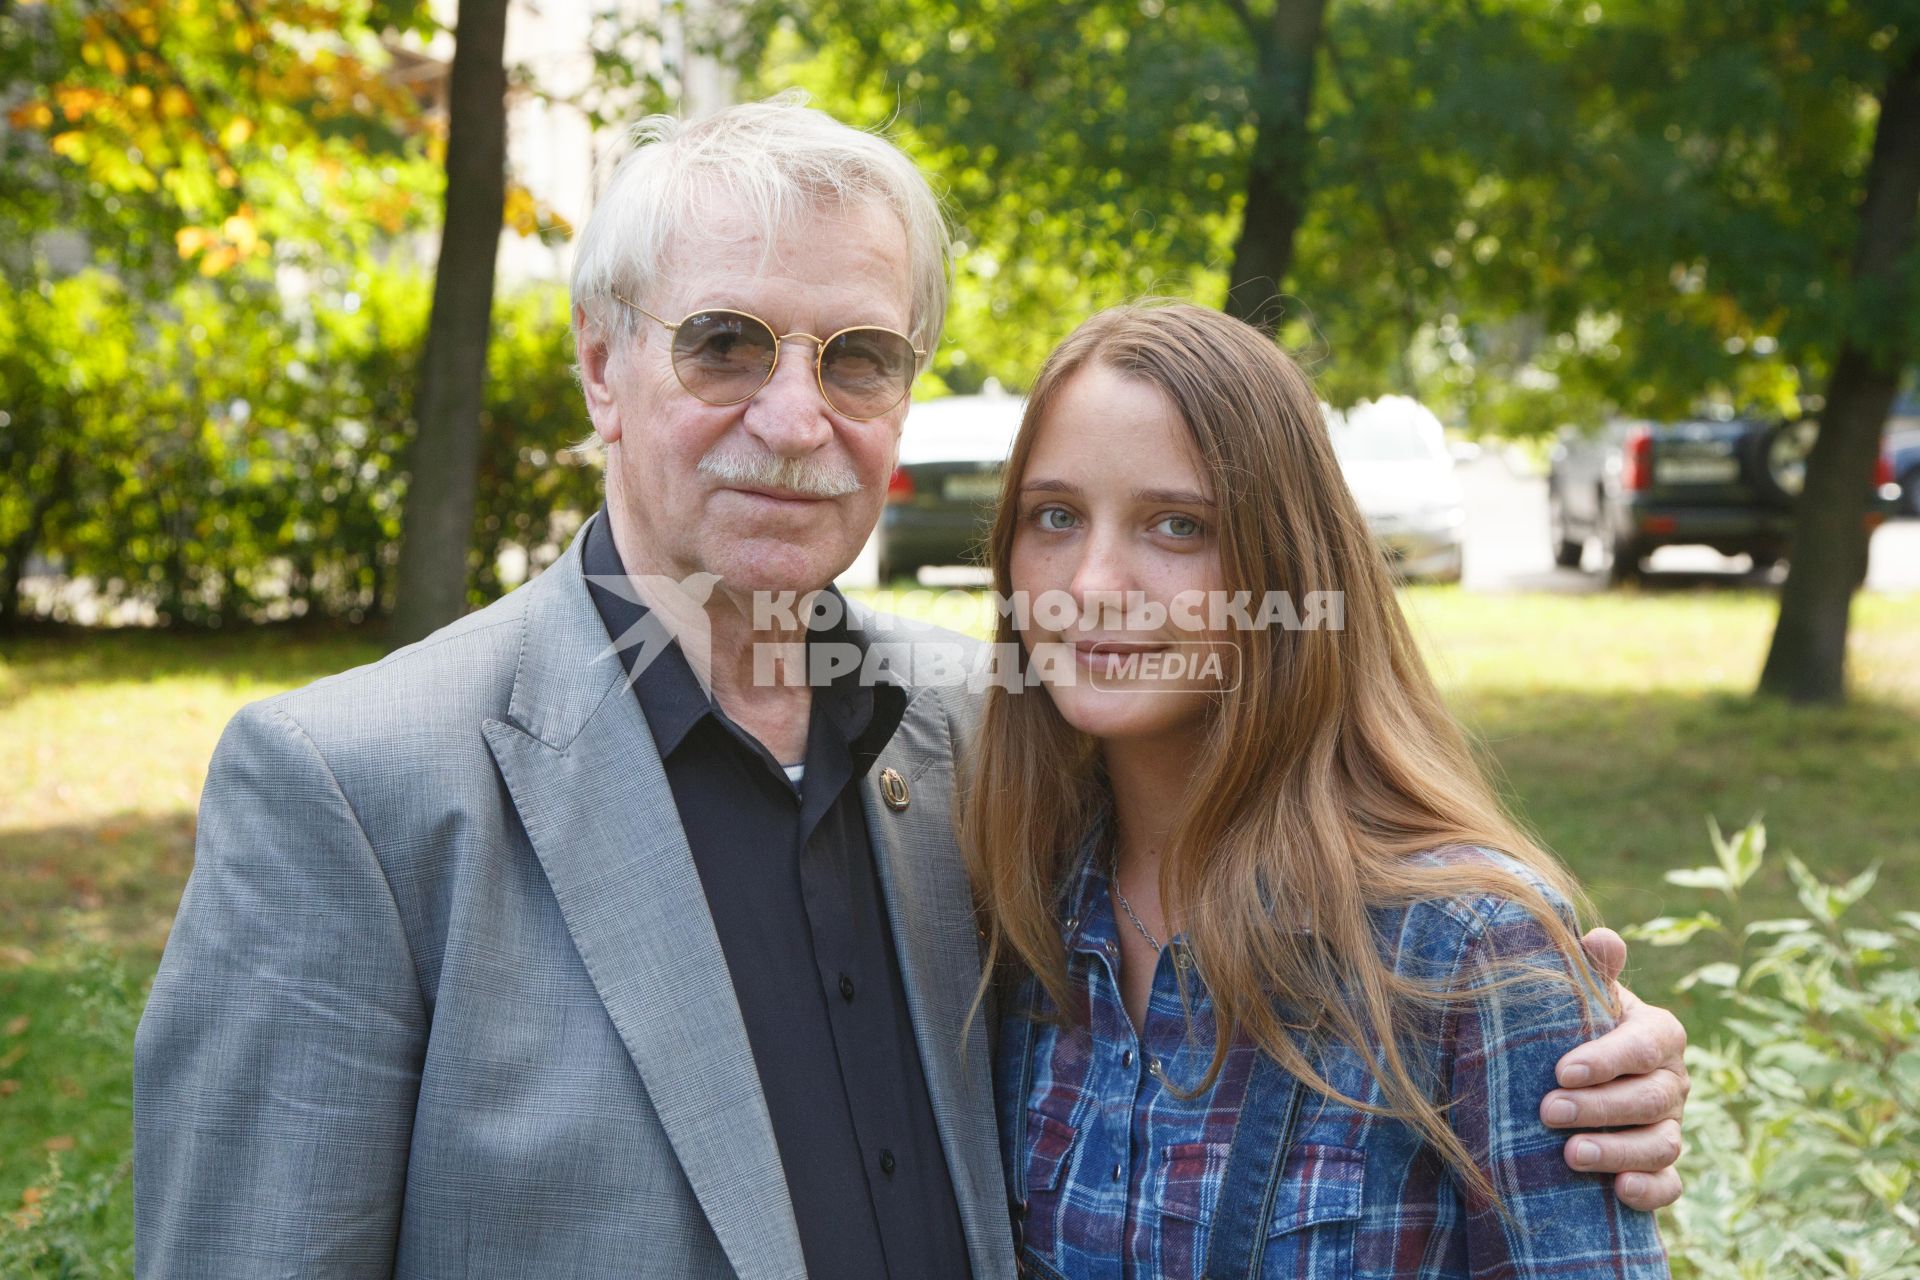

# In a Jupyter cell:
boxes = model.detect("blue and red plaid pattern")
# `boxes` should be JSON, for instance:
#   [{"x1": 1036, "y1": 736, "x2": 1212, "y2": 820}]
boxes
[{"x1": 995, "y1": 827, "x2": 1671, "y2": 1279}]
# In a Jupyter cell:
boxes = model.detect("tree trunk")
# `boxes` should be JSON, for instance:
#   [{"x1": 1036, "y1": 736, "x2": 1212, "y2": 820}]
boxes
[
  {"x1": 389, "y1": 0, "x2": 512, "y2": 649},
  {"x1": 1223, "y1": 0, "x2": 1330, "y2": 332},
  {"x1": 0, "y1": 447, "x2": 74, "y2": 634},
  {"x1": 1758, "y1": 43, "x2": 1920, "y2": 704}
]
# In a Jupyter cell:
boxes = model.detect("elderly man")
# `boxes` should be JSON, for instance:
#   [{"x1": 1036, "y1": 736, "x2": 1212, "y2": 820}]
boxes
[{"x1": 134, "y1": 100, "x2": 1688, "y2": 1278}]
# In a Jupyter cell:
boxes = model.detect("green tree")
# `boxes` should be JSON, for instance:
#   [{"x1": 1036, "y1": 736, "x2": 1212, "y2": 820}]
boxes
[
  {"x1": 0, "y1": 0, "x2": 442, "y2": 630},
  {"x1": 1758, "y1": 36, "x2": 1919, "y2": 703}
]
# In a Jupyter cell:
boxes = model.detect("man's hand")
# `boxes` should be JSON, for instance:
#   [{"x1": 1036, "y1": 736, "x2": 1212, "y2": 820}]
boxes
[{"x1": 1540, "y1": 927, "x2": 1689, "y2": 1212}]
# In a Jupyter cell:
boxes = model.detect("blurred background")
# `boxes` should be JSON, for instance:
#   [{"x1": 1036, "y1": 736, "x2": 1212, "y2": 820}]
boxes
[{"x1": 2, "y1": 0, "x2": 1917, "y2": 1272}]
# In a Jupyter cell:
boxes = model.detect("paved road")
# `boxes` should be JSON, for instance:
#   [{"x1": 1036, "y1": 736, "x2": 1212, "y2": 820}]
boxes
[
  {"x1": 1457, "y1": 451, "x2": 1920, "y2": 595},
  {"x1": 873, "y1": 452, "x2": 1918, "y2": 595}
]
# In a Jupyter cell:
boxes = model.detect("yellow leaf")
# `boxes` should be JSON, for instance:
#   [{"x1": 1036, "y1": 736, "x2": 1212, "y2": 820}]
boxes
[
  {"x1": 55, "y1": 85, "x2": 101, "y2": 121},
  {"x1": 221, "y1": 208, "x2": 259, "y2": 254},
  {"x1": 50, "y1": 130, "x2": 86, "y2": 160},
  {"x1": 175, "y1": 226, "x2": 212, "y2": 257},
  {"x1": 503, "y1": 184, "x2": 537, "y2": 237},
  {"x1": 198, "y1": 245, "x2": 239, "y2": 276},
  {"x1": 220, "y1": 116, "x2": 254, "y2": 149},
  {"x1": 7, "y1": 100, "x2": 52, "y2": 129},
  {"x1": 102, "y1": 39, "x2": 128, "y2": 77},
  {"x1": 129, "y1": 84, "x2": 153, "y2": 110},
  {"x1": 160, "y1": 86, "x2": 193, "y2": 119}
]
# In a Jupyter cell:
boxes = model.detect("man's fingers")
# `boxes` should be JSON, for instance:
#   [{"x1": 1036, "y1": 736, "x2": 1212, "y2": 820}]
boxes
[
  {"x1": 1615, "y1": 1167, "x2": 1683, "y2": 1213},
  {"x1": 1542, "y1": 1069, "x2": 1688, "y2": 1130},
  {"x1": 1562, "y1": 1118, "x2": 1683, "y2": 1175},
  {"x1": 1556, "y1": 1000, "x2": 1686, "y2": 1088},
  {"x1": 1580, "y1": 925, "x2": 1628, "y2": 988}
]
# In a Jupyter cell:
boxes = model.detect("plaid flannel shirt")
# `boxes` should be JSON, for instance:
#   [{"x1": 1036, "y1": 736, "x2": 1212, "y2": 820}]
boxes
[{"x1": 995, "y1": 829, "x2": 1671, "y2": 1279}]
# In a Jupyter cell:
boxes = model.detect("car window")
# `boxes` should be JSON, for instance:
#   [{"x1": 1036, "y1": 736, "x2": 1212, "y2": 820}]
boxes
[{"x1": 1331, "y1": 399, "x2": 1451, "y2": 464}]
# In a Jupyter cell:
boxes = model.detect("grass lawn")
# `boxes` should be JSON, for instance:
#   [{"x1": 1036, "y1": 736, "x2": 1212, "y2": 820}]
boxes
[{"x1": 2, "y1": 588, "x2": 1916, "y2": 1261}]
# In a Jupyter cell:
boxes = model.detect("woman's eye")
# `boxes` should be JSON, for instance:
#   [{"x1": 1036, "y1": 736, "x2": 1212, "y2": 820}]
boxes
[
  {"x1": 1156, "y1": 514, "x2": 1203, "y2": 538},
  {"x1": 1034, "y1": 506, "x2": 1078, "y2": 531}
]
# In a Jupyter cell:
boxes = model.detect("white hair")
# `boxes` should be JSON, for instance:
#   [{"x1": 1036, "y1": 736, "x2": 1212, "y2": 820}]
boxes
[{"x1": 570, "y1": 94, "x2": 951, "y2": 371}]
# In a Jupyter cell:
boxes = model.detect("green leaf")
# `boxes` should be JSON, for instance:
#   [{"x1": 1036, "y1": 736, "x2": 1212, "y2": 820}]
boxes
[
  {"x1": 1835, "y1": 863, "x2": 1881, "y2": 909},
  {"x1": 1623, "y1": 913, "x2": 1725, "y2": 946},
  {"x1": 1666, "y1": 866, "x2": 1735, "y2": 893},
  {"x1": 1678, "y1": 962, "x2": 1742, "y2": 992},
  {"x1": 1785, "y1": 853, "x2": 1843, "y2": 923},
  {"x1": 1707, "y1": 815, "x2": 1766, "y2": 890},
  {"x1": 1744, "y1": 918, "x2": 1814, "y2": 936}
]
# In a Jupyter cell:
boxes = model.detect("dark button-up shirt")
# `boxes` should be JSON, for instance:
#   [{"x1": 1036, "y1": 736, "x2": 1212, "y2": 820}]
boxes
[{"x1": 582, "y1": 505, "x2": 972, "y2": 1280}]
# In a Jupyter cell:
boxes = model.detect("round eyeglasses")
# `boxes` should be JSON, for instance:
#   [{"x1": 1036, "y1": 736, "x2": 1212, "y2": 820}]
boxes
[{"x1": 612, "y1": 292, "x2": 925, "y2": 421}]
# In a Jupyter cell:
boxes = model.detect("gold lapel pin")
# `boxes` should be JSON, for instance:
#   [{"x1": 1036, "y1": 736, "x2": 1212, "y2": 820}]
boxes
[{"x1": 879, "y1": 767, "x2": 910, "y2": 812}]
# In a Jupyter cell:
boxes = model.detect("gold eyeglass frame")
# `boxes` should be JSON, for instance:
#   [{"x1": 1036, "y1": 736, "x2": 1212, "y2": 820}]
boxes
[{"x1": 611, "y1": 291, "x2": 925, "y2": 421}]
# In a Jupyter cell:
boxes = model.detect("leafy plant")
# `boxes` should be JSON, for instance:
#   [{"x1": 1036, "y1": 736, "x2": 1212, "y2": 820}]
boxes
[
  {"x1": 1627, "y1": 819, "x2": 1920, "y2": 1279},
  {"x1": 0, "y1": 931, "x2": 143, "y2": 1277}
]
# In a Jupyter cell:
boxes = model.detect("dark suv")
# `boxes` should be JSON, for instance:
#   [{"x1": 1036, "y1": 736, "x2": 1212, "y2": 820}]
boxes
[{"x1": 1547, "y1": 417, "x2": 1897, "y2": 584}]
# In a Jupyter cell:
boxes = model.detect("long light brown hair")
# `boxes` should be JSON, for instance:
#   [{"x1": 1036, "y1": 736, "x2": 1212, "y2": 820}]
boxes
[{"x1": 959, "y1": 302, "x2": 1609, "y2": 1208}]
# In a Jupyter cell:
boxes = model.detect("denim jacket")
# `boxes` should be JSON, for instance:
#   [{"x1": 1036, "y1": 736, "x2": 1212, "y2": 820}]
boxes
[{"x1": 995, "y1": 827, "x2": 1670, "y2": 1279}]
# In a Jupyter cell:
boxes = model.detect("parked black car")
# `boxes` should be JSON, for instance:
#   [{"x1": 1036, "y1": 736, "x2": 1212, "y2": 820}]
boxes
[
  {"x1": 1547, "y1": 417, "x2": 1897, "y2": 585},
  {"x1": 871, "y1": 392, "x2": 1024, "y2": 581}
]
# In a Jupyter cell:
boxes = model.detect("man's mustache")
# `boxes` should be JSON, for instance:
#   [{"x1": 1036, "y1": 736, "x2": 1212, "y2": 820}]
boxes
[{"x1": 696, "y1": 447, "x2": 864, "y2": 498}]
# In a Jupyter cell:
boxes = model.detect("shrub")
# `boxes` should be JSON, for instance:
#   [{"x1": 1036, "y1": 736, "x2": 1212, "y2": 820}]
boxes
[
  {"x1": 1628, "y1": 819, "x2": 1920, "y2": 1279},
  {"x1": 0, "y1": 935, "x2": 141, "y2": 1277}
]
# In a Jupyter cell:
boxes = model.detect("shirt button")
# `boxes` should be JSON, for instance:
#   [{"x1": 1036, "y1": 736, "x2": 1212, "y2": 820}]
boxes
[
  {"x1": 1121, "y1": 1049, "x2": 1134, "y2": 1068},
  {"x1": 1111, "y1": 1162, "x2": 1123, "y2": 1184},
  {"x1": 1064, "y1": 916, "x2": 1079, "y2": 933},
  {"x1": 880, "y1": 1149, "x2": 897, "y2": 1176},
  {"x1": 1149, "y1": 1058, "x2": 1164, "y2": 1079},
  {"x1": 839, "y1": 973, "x2": 856, "y2": 1002}
]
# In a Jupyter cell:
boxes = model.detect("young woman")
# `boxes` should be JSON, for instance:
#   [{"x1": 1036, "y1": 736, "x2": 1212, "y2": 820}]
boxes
[{"x1": 961, "y1": 304, "x2": 1671, "y2": 1278}]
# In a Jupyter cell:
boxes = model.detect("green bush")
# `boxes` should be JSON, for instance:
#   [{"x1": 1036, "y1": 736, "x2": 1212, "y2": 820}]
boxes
[
  {"x1": 2, "y1": 264, "x2": 601, "y2": 630},
  {"x1": 1629, "y1": 820, "x2": 1920, "y2": 1279},
  {"x1": 0, "y1": 935, "x2": 140, "y2": 1277}
]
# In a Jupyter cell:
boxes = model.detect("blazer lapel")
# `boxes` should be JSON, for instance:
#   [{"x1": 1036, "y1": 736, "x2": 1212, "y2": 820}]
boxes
[
  {"x1": 860, "y1": 680, "x2": 1014, "y2": 1279},
  {"x1": 481, "y1": 519, "x2": 805, "y2": 1280}
]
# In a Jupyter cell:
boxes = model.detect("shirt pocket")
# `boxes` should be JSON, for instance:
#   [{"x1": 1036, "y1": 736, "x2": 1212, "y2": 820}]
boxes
[
  {"x1": 1156, "y1": 1141, "x2": 1366, "y2": 1279},
  {"x1": 1015, "y1": 1110, "x2": 1078, "y2": 1262}
]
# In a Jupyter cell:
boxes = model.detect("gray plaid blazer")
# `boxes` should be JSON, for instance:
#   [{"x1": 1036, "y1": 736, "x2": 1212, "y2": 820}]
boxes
[{"x1": 133, "y1": 514, "x2": 1011, "y2": 1279}]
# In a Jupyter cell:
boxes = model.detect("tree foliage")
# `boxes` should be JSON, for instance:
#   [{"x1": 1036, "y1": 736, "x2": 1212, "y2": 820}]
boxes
[
  {"x1": 2, "y1": 0, "x2": 441, "y2": 285},
  {"x1": 749, "y1": 0, "x2": 1917, "y2": 432}
]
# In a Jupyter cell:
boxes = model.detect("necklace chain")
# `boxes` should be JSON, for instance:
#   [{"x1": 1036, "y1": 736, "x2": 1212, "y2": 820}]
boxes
[{"x1": 1109, "y1": 841, "x2": 1164, "y2": 953}]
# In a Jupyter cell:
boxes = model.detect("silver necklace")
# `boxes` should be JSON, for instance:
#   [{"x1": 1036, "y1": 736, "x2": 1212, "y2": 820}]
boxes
[{"x1": 1110, "y1": 846, "x2": 1164, "y2": 953}]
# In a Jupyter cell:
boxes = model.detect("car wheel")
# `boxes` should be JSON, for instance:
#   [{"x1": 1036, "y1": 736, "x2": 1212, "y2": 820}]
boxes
[
  {"x1": 1602, "y1": 538, "x2": 1645, "y2": 586},
  {"x1": 1548, "y1": 486, "x2": 1584, "y2": 568},
  {"x1": 1595, "y1": 498, "x2": 1644, "y2": 585},
  {"x1": 1755, "y1": 419, "x2": 1819, "y2": 505}
]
